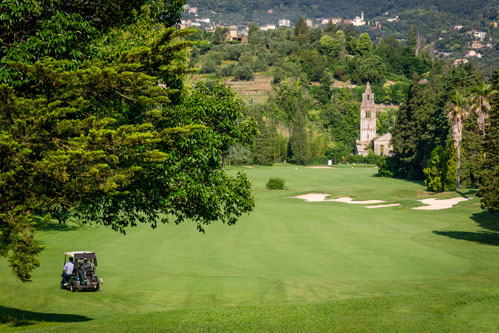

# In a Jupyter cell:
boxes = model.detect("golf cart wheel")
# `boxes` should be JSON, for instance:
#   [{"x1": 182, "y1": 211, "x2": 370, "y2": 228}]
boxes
[{"x1": 70, "y1": 283, "x2": 76, "y2": 292}]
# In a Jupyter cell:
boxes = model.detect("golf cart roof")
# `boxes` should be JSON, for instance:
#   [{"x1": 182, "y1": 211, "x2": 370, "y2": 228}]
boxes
[
  {"x1": 65, "y1": 251, "x2": 97, "y2": 263},
  {"x1": 64, "y1": 251, "x2": 98, "y2": 266},
  {"x1": 65, "y1": 251, "x2": 94, "y2": 257}
]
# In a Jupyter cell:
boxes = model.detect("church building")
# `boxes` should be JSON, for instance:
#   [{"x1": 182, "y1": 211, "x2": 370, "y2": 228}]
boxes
[{"x1": 355, "y1": 82, "x2": 393, "y2": 156}]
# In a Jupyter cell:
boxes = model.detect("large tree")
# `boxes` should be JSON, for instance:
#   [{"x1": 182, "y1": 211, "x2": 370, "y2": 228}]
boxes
[
  {"x1": 470, "y1": 82, "x2": 493, "y2": 139},
  {"x1": 289, "y1": 94, "x2": 309, "y2": 165},
  {"x1": 0, "y1": 0, "x2": 256, "y2": 281},
  {"x1": 479, "y1": 71, "x2": 499, "y2": 212},
  {"x1": 446, "y1": 91, "x2": 470, "y2": 189},
  {"x1": 389, "y1": 75, "x2": 448, "y2": 179}
]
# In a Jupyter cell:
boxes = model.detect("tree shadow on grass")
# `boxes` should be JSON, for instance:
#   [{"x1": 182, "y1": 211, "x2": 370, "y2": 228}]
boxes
[
  {"x1": 35, "y1": 222, "x2": 79, "y2": 232},
  {"x1": 0, "y1": 306, "x2": 92, "y2": 327},
  {"x1": 471, "y1": 211, "x2": 499, "y2": 232},
  {"x1": 433, "y1": 211, "x2": 499, "y2": 246},
  {"x1": 432, "y1": 230, "x2": 499, "y2": 246}
]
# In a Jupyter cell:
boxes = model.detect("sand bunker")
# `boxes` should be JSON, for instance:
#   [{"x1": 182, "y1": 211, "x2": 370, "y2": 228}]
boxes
[
  {"x1": 305, "y1": 166, "x2": 337, "y2": 169},
  {"x1": 293, "y1": 193, "x2": 332, "y2": 202},
  {"x1": 328, "y1": 197, "x2": 385, "y2": 204},
  {"x1": 412, "y1": 197, "x2": 469, "y2": 210},
  {"x1": 293, "y1": 193, "x2": 469, "y2": 210},
  {"x1": 293, "y1": 194, "x2": 385, "y2": 205},
  {"x1": 365, "y1": 203, "x2": 401, "y2": 209}
]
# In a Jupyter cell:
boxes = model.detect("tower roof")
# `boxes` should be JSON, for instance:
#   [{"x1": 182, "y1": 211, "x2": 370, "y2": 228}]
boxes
[{"x1": 365, "y1": 81, "x2": 372, "y2": 94}]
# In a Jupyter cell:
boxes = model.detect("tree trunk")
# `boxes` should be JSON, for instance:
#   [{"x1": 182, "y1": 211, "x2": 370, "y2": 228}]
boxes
[{"x1": 456, "y1": 144, "x2": 461, "y2": 189}]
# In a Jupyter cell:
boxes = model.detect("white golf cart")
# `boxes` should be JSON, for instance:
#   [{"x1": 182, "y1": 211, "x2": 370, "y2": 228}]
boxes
[{"x1": 61, "y1": 251, "x2": 101, "y2": 292}]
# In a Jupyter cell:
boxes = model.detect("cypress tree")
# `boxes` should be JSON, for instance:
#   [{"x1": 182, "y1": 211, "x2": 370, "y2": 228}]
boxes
[{"x1": 289, "y1": 96, "x2": 309, "y2": 165}]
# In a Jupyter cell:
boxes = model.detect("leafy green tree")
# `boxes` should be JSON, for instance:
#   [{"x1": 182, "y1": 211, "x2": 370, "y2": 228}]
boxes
[
  {"x1": 0, "y1": 1, "x2": 256, "y2": 282},
  {"x1": 470, "y1": 82, "x2": 494, "y2": 139},
  {"x1": 335, "y1": 30, "x2": 346, "y2": 46},
  {"x1": 238, "y1": 51, "x2": 255, "y2": 69},
  {"x1": 248, "y1": 23, "x2": 262, "y2": 45},
  {"x1": 289, "y1": 95, "x2": 309, "y2": 165},
  {"x1": 352, "y1": 55, "x2": 386, "y2": 83},
  {"x1": 213, "y1": 26, "x2": 229, "y2": 45},
  {"x1": 201, "y1": 57, "x2": 217, "y2": 73},
  {"x1": 382, "y1": 83, "x2": 392, "y2": 104},
  {"x1": 357, "y1": 33, "x2": 373, "y2": 55},
  {"x1": 253, "y1": 115, "x2": 274, "y2": 166},
  {"x1": 389, "y1": 75, "x2": 449, "y2": 179},
  {"x1": 315, "y1": 73, "x2": 332, "y2": 104},
  {"x1": 460, "y1": 115, "x2": 483, "y2": 187},
  {"x1": 446, "y1": 91, "x2": 470, "y2": 189},
  {"x1": 479, "y1": 71, "x2": 499, "y2": 212},
  {"x1": 295, "y1": 50, "x2": 326, "y2": 81},
  {"x1": 234, "y1": 64, "x2": 254, "y2": 81},
  {"x1": 423, "y1": 144, "x2": 457, "y2": 192},
  {"x1": 325, "y1": 88, "x2": 360, "y2": 148},
  {"x1": 294, "y1": 18, "x2": 309, "y2": 37},
  {"x1": 319, "y1": 35, "x2": 341, "y2": 58}
]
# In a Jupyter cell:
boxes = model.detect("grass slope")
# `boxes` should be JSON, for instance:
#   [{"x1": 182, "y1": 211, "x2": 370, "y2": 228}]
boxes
[{"x1": 1, "y1": 165, "x2": 498, "y2": 331}]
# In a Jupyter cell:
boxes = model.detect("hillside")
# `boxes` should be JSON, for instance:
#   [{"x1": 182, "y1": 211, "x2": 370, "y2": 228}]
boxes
[{"x1": 186, "y1": 0, "x2": 497, "y2": 25}]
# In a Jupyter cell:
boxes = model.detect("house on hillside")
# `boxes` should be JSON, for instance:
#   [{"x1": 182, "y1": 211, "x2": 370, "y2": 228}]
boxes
[
  {"x1": 471, "y1": 41, "x2": 484, "y2": 49},
  {"x1": 279, "y1": 19, "x2": 291, "y2": 27},
  {"x1": 453, "y1": 58, "x2": 469, "y2": 66},
  {"x1": 260, "y1": 24, "x2": 276, "y2": 31},
  {"x1": 228, "y1": 26, "x2": 248, "y2": 43},
  {"x1": 473, "y1": 31, "x2": 486, "y2": 41},
  {"x1": 355, "y1": 83, "x2": 393, "y2": 156},
  {"x1": 465, "y1": 50, "x2": 482, "y2": 58}
]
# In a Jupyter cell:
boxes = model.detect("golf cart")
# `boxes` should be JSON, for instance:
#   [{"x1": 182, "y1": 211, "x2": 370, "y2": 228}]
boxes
[{"x1": 61, "y1": 251, "x2": 101, "y2": 292}]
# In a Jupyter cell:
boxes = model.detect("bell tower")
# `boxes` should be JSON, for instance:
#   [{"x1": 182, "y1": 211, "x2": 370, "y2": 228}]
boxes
[{"x1": 356, "y1": 82, "x2": 377, "y2": 155}]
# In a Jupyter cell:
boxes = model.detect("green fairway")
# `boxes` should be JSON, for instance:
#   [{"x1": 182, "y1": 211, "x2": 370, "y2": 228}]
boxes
[{"x1": 1, "y1": 165, "x2": 499, "y2": 331}]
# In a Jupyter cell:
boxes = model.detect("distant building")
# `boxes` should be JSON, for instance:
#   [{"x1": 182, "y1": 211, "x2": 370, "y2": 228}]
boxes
[
  {"x1": 228, "y1": 26, "x2": 248, "y2": 43},
  {"x1": 374, "y1": 133, "x2": 393, "y2": 157},
  {"x1": 465, "y1": 50, "x2": 482, "y2": 58},
  {"x1": 279, "y1": 19, "x2": 291, "y2": 27},
  {"x1": 472, "y1": 31, "x2": 486, "y2": 41},
  {"x1": 351, "y1": 11, "x2": 366, "y2": 26},
  {"x1": 453, "y1": 59, "x2": 469, "y2": 66},
  {"x1": 356, "y1": 82, "x2": 377, "y2": 156},
  {"x1": 260, "y1": 24, "x2": 276, "y2": 31},
  {"x1": 195, "y1": 18, "x2": 211, "y2": 24},
  {"x1": 330, "y1": 18, "x2": 342, "y2": 25},
  {"x1": 355, "y1": 83, "x2": 393, "y2": 156},
  {"x1": 387, "y1": 16, "x2": 399, "y2": 23},
  {"x1": 306, "y1": 19, "x2": 313, "y2": 27},
  {"x1": 471, "y1": 41, "x2": 484, "y2": 49}
]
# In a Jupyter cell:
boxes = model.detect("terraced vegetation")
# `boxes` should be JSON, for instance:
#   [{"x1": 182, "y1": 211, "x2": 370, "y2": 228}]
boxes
[{"x1": 1, "y1": 165, "x2": 498, "y2": 331}]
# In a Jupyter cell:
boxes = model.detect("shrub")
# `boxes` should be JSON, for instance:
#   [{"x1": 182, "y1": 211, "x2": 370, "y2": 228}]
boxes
[
  {"x1": 377, "y1": 156, "x2": 393, "y2": 177},
  {"x1": 234, "y1": 64, "x2": 254, "y2": 81},
  {"x1": 423, "y1": 144, "x2": 457, "y2": 192},
  {"x1": 266, "y1": 177, "x2": 285, "y2": 190}
]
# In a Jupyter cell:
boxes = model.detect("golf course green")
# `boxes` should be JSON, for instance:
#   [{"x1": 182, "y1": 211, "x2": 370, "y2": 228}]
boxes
[{"x1": 1, "y1": 165, "x2": 498, "y2": 331}]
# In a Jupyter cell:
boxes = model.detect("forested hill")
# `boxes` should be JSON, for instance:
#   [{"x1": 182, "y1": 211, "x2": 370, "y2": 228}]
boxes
[{"x1": 187, "y1": 0, "x2": 496, "y2": 24}]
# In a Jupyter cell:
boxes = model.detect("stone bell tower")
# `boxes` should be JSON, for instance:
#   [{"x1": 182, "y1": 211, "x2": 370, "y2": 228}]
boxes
[{"x1": 356, "y1": 82, "x2": 377, "y2": 155}]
